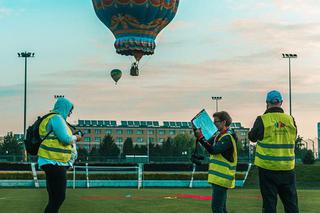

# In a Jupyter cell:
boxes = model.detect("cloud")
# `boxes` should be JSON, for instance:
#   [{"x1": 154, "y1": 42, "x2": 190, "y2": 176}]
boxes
[
  {"x1": 272, "y1": 0, "x2": 320, "y2": 16},
  {"x1": 231, "y1": 20, "x2": 320, "y2": 50},
  {"x1": 0, "y1": 7, "x2": 12, "y2": 16},
  {"x1": 1, "y1": 52, "x2": 320, "y2": 139}
]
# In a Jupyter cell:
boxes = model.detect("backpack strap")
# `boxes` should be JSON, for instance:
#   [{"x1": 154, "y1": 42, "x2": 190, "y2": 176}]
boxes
[{"x1": 40, "y1": 112, "x2": 58, "y2": 142}]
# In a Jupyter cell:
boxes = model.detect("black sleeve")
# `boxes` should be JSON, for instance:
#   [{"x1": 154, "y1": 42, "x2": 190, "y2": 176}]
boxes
[
  {"x1": 198, "y1": 135, "x2": 233, "y2": 155},
  {"x1": 248, "y1": 116, "x2": 264, "y2": 142}
]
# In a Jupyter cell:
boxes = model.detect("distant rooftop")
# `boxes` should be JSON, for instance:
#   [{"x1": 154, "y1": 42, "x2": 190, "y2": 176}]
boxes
[
  {"x1": 77, "y1": 120, "x2": 247, "y2": 129},
  {"x1": 77, "y1": 120, "x2": 193, "y2": 128}
]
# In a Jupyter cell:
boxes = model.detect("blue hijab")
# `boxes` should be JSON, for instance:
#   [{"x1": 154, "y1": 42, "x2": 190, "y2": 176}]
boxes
[{"x1": 52, "y1": 97, "x2": 73, "y2": 119}]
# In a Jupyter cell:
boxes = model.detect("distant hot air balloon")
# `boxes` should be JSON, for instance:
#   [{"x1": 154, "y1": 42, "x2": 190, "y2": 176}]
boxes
[
  {"x1": 110, "y1": 69, "x2": 122, "y2": 84},
  {"x1": 92, "y1": 0, "x2": 180, "y2": 76}
]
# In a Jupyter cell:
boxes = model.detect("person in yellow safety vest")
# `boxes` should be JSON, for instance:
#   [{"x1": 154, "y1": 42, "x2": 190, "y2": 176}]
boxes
[
  {"x1": 194, "y1": 111, "x2": 238, "y2": 213},
  {"x1": 38, "y1": 97, "x2": 82, "y2": 213},
  {"x1": 249, "y1": 90, "x2": 299, "y2": 213}
]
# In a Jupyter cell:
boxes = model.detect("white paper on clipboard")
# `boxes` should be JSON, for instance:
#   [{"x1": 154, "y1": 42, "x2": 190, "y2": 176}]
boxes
[{"x1": 191, "y1": 109, "x2": 218, "y2": 140}]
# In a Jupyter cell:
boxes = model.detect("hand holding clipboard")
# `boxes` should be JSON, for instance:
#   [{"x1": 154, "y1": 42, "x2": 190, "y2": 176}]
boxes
[{"x1": 191, "y1": 109, "x2": 218, "y2": 141}]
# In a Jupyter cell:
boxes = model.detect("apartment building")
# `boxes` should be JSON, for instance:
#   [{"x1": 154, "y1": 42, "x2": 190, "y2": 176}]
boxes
[
  {"x1": 76, "y1": 120, "x2": 194, "y2": 150},
  {"x1": 76, "y1": 120, "x2": 249, "y2": 151}
]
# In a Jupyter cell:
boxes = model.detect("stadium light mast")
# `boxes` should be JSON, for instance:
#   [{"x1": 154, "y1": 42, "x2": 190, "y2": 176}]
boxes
[
  {"x1": 18, "y1": 51, "x2": 34, "y2": 161},
  {"x1": 282, "y1": 53, "x2": 297, "y2": 116},
  {"x1": 18, "y1": 51, "x2": 35, "y2": 139},
  {"x1": 54, "y1": 95, "x2": 65, "y2": 99},
  {"x1": 212, "y1": 96, "x2": 222, "y2": 112}
]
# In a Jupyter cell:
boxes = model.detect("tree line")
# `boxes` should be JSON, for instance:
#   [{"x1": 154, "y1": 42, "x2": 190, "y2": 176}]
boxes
[
  {"x1": 0, "y1": 132, "x2": 315, "y2": 164},
  {"x1": 77, "y1": 133, "x2": 196, "y2": 161}
]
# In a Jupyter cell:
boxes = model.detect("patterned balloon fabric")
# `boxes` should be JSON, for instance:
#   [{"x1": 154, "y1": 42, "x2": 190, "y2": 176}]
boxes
[{"x1": 92, "y1": 0, "x2": 179, "y2": 61}]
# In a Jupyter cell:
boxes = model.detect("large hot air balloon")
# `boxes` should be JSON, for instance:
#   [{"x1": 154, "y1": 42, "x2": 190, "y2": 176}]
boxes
[
  {"x1": 110, "y1": 69, "x2": 122, "y2": 84},
  {"x1": 92, "y1": 0, "x2": 180, "y2": 76}
]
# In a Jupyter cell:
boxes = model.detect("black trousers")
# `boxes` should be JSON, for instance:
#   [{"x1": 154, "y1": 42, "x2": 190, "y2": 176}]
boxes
[
  {"x1": 42, "y1": 164, "x2": 68, "y2": 213},
  {"x1": 211, "y1": 184, "x2": 228, "y2": 213},
  {"x1": 258, "y1": 167, "x2": 299, "y2": 213}
]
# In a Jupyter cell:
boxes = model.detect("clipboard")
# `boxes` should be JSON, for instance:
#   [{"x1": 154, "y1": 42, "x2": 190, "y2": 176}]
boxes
[{"x1": 191, "y1": 109, "x2": 218, "y2": 141}]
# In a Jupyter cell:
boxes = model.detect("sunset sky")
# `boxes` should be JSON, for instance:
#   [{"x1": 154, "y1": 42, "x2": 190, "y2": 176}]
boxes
[{"x1": 1, "y1": 0, "x2": 320, "y2": 150}]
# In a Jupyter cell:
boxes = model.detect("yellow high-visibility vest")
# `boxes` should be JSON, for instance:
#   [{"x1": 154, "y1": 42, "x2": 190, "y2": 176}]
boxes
[
  {"x1": 254, "y1": 113, "x2": 296, "y2": 171},
  {"x1": 37, "y1": 114, "x2": 72, "y2": 163},
  {"x1": 208, "y1": 133, "x2": 238, "y2": 189}
]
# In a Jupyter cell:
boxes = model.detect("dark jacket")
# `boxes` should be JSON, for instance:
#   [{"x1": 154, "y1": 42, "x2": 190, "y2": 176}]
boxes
[
  {"x1": 248, "y1": 107, "x2": 297, "y2": 142},
  {"x1": 198, "y1": 129, "x2": 238, "y2": 162}
]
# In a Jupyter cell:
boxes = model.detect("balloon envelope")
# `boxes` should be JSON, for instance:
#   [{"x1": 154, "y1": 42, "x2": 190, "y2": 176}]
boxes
[
  {"x1": 92, "y1": 0, "x2": 179, "y2": 61},
  {"x1": 110, "y1": 69, "x2": 122, "y2": 83}
]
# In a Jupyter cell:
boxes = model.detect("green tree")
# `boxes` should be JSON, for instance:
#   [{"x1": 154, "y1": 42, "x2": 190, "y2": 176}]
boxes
[
  {"x1": 0, "y1": 132, "x2": 21, "y2": 155},
  {"x1": 77, "y1": 147, "x2": 88, "y2": 161},
  {"x1": 302, "y1": 150, "x2": 315, "y2": 164},
  {"x1": 122, "y1": 137, "x2": 134, "y2": 158},
  {"x1": 150, "y1": 143, "x2": 162, "y2": 157},
  {"x1": 295, "y1": 136, "x2": 307, "y2": 160},
  {"x1": 295, "y1": 135, "x2": 304, "y2": 151},
  {"x1": 100, "y1": 134, "x2": 120, "y2": 158},
  {"x1": 173, "y1": 133, "x2": 195, "y2": 157},
  {"x1": 162, "y1": 137, "x2": 175, "y2": 156},
  {"x1": 133, "y1": 144, "x2": 147, "y2": 155},
  {"x1": 89, "y1": 147, "x2": 99, "y2": 161}
]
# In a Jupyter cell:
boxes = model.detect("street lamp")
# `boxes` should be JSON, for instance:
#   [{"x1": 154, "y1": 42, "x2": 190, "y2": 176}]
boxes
[
  {"x1": 212, "y1": 96, "x2": 222, "y2": 112},
  {"x1": 282, "y1": 53, "x2": 297, "y2": 116},
  {"x1": 18, "y1": 51, "x2": 35, "y2": 139}
]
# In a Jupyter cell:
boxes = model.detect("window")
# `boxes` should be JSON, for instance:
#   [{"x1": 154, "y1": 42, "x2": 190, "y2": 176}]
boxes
[
  {"x1": 116, "y1": 137, "x2": 123, "y2": 143},
  {"x1": 136, "y1": 130, "x2": 143, "y2": 135},
  {"x1": 148, "y1": 130, "x2": 154, "y2": 135},
  {"x1": 148, "y1": 137, "x2": 154, "y2": 143},
  {"x1": 94, "y1": 137, "x2": 101, "y2": 142},
  {"x1": 116, "y1": 129, "x2": 123, "y2": 135},
  {"x1": 180, "y1": 130, "x2": 186, "y2": 134},
  {"x1": 83, "y1": 129, "x2": 91, "y2": 134},
  {"x1": 136, "y1": 138, "x2": 144, "y2": 143},
  {"x1": 127, "y1": 129, "x2": 133, "y2": 135},
  {"x1": 159, "y1": 130, "x2": 165, "y2": 135},
  {"x1": 169, "y1": 130, "x2": 176, "y2": 135},
  {"x1": 105, "y1": 129, "x2": 112, "y2": 135},
  {"x1": 159, "y1": 138, "x2": 165, "y2": 143},
  {"x1": 95, "y1": 129, "x2": 101, "y2": 134},
  {"x1": 84, "y1": 137, "x2": 91, "y2": 142}
]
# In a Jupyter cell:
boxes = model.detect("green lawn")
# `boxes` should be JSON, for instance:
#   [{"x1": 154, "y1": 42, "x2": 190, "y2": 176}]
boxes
[{"x1": 0, "y1": 188, "x2": 319, "y2": 213}]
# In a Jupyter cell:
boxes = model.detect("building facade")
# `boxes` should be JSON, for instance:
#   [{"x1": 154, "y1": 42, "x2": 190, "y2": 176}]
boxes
[
  {"x1": 76, "y1": 120, "x2": 250, "y2": 152},
  {"x1": 76, "y1": 120, "x2": 194, "y2": 150}
]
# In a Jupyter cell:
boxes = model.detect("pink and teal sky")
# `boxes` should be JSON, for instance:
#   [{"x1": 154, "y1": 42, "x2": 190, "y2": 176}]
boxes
[{"x1": 1, "y1": 0, "x2": 320, "y2": 149}]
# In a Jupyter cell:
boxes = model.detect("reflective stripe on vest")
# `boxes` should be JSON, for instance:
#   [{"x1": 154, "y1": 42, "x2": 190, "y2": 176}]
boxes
[
  {"x1": 208, "y1": 133, "x2": 238, "y2": 189},
  {"x1": 37, "y1": 113, "x2": 72, "y2": 163},
  {"x1": 254, "y1": 113, "x2": 296, "y2": 171}
]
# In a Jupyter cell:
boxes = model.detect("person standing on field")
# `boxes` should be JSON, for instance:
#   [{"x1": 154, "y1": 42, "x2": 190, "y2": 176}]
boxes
[{"x1": 249, "y1": 90, "x2": 299, "y2": 213}]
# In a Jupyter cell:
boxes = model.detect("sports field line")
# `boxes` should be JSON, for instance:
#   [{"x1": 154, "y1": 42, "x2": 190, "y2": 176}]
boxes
[{"x1": 81, "y1": 193, "x2": 263, "y2": 201}]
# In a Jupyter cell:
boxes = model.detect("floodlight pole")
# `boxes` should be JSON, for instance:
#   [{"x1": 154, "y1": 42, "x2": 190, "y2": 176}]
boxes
[
  {"x1": 18, "y1": 51, "x2": 34, "y2": 161},
  {"x1": 212, "y1": 96, "x2": 222, "y2": 112},
  {"x1": 282, "y1": 53, "x2": 297, "y2": 116},
  {"x1": 54, "y1": 95, "x2": 65, "y2": 99},
  {"x1": 18, "y1": 51, "x2": 35, "y2": 139}
]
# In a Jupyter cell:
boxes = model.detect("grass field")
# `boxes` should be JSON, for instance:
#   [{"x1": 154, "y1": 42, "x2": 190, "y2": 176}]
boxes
[{"x1": 0, "y1": 188, "x2": 319, "y2": 213}]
